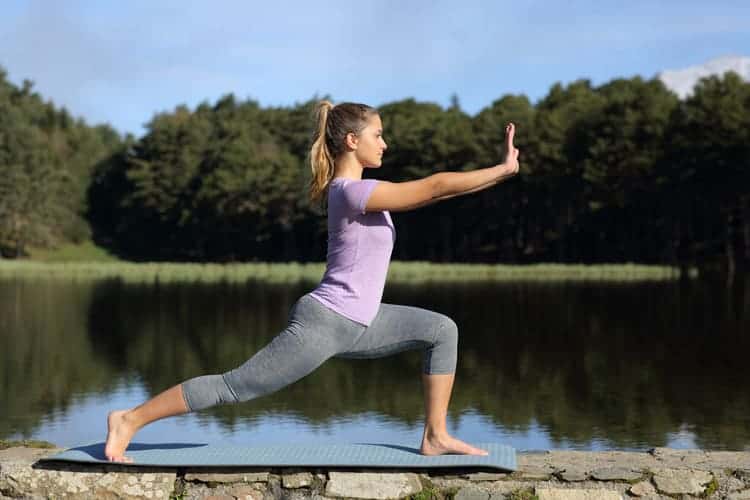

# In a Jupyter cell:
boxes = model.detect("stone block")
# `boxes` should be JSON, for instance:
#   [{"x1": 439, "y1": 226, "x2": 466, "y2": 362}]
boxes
[
  {"x1": 536, "y1": 488, "x2": 623, "y2": 500},
  {"x1": 462, "y1": 472, "x2": 509, "y2": 481},
  {"x1": 515, "y1": 465, "x2": 554, "y2": 480},
  {"x1": 590, "y1": 466, "x2": 643, "y2": 482},
  {"x1": 282, "y1": 472, "x2": 313, "y2": 488},
  {"x1": 184, "y1": 472, "x2": 269, "y2": 483},
  {"x1": 558, "y1": 468, "x2": 588, "y2": 482},
  {"x1": 651, "y1": 468, "x2": 713, "y2": 496},
  {"x1": 453, "y1": 486, "x2": 490, "y2": 500},
  {"x1": 228, "y1": 484, "x2": 265, "y2": 500},
  {"x1": 628, "y1": 480, "x2": 656, "y2": 497},
  {"x1": 0, "y1": 460, "x2": 176, "y2": 499},
  {"x1": 727, "y1": 476, "x2": 748, "y2": 492},
  {"x1": 325, "y1": 471, "x2": 422, "y2": 499}
]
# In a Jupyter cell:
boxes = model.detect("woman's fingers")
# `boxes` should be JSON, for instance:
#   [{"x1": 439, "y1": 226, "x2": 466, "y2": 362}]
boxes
[
  {"x1": 505, "y1": 123, "x2": 516, "y2": 152},
  {"x1": 504, "y1": 123, "x2": 519, "y2": 174}
]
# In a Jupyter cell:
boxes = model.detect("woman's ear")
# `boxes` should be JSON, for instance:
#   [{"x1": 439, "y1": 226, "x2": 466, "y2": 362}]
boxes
[{"x1": 345, "y1": 131, "x2": 358, "y2": 151}]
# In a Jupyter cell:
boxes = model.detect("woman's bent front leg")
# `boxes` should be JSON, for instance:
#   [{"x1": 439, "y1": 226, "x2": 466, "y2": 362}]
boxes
[
  {"x1": 335, "y1": 302, "x2": 487, "y2": 456},
  {"x1": 334, "y1": 302, "x2": 458, "y2": 375}
]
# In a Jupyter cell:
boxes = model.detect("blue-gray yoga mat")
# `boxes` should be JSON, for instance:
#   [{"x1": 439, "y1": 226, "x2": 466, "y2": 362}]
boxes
[{"x1": 40, "y1": 442, "x2": 517, "y2": 471}]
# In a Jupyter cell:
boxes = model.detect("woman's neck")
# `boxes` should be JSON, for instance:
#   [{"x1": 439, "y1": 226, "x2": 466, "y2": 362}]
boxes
[{"x1": 333, "y1": 156, "x2": 364, "y2": 180}]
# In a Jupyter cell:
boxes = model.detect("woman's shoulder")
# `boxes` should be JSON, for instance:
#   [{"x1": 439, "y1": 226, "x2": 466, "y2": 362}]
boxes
[
  {"x1": 329, "y1": 178, "x2": 379, "y2": 215},
  {"x1": 330, "y1": 177, "x2": 378, "y2": 187}
]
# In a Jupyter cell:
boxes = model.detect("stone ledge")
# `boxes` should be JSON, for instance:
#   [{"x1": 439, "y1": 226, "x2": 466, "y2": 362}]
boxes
[{"x1": 0, "y1": 445, "x2": 748, "y2": 499}]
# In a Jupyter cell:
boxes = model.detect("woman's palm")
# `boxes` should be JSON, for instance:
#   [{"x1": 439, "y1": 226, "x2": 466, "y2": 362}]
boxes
[{"x1": 504, "y1": 123, "x2": 520, "y2": 174}]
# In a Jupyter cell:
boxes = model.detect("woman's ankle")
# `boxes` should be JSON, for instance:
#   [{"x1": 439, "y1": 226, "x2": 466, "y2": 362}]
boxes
[
  {"x1": 120, "y1": 409, "x2": 141, "y2": 431},
  {"x1": 422, "y1": 426, "x2": 449, "y2": 441}
]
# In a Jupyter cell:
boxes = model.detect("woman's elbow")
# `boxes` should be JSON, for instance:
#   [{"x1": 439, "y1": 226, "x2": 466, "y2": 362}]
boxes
[{"x1": 428, "y1": 173, "x2": 448, "y2": 199}]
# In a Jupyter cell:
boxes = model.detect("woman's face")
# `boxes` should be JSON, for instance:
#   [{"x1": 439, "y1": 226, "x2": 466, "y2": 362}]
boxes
[{"x1": 353, "y1": 114, "x2": 388, "y2": 168}]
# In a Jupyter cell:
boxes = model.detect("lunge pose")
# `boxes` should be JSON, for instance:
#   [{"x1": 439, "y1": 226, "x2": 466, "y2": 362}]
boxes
[{"x1": 104, "y1": 101, "x2": 520, "y2": 462}]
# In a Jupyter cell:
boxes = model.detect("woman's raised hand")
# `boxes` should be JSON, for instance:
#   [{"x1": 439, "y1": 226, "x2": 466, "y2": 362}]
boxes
[{"x1": 503, "y1": 123, "x2": 520, "y2": 175}]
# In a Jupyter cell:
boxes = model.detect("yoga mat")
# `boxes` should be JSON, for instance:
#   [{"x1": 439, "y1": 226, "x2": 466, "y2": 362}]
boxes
[{"x1": 40, "y1": 442, "x2": 517, "y2": 471}]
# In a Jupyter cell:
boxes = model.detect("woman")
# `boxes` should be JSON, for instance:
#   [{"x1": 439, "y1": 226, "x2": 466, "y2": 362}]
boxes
[{"x1": 104, "y1": 100, "x2": 520, "y2": 463}]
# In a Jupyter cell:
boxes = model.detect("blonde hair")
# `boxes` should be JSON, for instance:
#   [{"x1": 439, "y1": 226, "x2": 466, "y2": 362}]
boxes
[{"x1": 309, "y1": 100, "x2": 378, "y2": 205}]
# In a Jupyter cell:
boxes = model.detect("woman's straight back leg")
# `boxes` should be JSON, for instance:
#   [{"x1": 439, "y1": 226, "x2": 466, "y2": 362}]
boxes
[
  {"x1": 104, "y1": 294, "x2": 366, "y2": 462},
  {"x1": 183, "y1": 294, "x2": 366, "y2": 411}
]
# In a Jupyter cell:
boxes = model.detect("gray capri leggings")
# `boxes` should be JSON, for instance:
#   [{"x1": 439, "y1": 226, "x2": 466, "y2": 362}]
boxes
[{"x1": 182, "y1": 293, "x2": 458, "y2": 412}]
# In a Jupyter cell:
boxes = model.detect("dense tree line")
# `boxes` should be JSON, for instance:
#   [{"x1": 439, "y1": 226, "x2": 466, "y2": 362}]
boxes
[
  {"x1": 1, "y1": 66, "x2": 748, "y2": 274},
  {"x1": 0, "y1": 69, "x2": 121, "y2": 257}
]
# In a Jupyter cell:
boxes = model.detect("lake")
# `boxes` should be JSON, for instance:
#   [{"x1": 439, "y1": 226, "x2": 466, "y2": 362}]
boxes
[{"x1": 1, "y1": 274, "x2": 748, "y2": 452}]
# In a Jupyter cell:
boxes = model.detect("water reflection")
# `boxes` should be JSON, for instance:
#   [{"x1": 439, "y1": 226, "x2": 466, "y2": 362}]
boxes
[{"x1": 1, "y1": 275, "x2": 748, "y2": 450}]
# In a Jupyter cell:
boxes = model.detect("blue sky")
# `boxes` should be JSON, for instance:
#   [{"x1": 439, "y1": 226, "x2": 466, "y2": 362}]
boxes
[{"x1": 1, "y1": 0, "x2": 748, "y2": 137}]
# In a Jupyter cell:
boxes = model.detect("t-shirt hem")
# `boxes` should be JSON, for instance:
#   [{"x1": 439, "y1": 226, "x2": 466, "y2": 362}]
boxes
[{"x1": 307, "y1": 292, "x2": 373, "y2": 327}]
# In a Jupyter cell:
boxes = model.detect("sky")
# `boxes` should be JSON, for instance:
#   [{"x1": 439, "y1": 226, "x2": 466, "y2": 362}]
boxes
[{"x1": 1, "y1": 0, "x2": 748, "y2": 137}]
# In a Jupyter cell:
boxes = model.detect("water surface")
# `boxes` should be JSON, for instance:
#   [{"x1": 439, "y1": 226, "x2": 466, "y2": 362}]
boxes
[{"x1": 1, "y1": 275, "x2": 748, "y2": 451}]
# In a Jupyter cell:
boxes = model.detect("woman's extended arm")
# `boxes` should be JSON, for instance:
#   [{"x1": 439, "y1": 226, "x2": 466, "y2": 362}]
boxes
[
  {"x1": 386, "y1": 166, "x2": 515, "y2": 211},
  {"x1": 365, "y1": 123, "x2": 520, "y2": 213}
]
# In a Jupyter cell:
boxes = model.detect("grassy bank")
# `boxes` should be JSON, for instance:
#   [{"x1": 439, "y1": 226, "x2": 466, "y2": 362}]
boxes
[
  {"x1": 2, "y1": 241, "x2": 697, "y2": 282},
  {"x1": 0, "y1": 259, "x2": 696, "y2": 283},
  {"x1": 0, "y1": 439, "x2": 56, "y2": 450},
  {"x1": 25, "y1": 241, "x2": 120, "y2": 262}
]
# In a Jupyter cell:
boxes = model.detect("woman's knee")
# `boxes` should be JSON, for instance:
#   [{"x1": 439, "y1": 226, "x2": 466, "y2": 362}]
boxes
[
  {"x1": 434, "y1": 314, "x2": 458, "y2": 346},
  {"x1": 423, "y1": 314, "x2": 458, "y2": 374},
  {"x1": 181, "y1": 374, "x2": 239, "y2": 412}
]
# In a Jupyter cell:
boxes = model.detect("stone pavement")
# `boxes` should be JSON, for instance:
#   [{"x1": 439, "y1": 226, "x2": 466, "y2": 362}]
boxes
[{"x1": 1, "y1": 445, "x2": 749, "y2": 499}]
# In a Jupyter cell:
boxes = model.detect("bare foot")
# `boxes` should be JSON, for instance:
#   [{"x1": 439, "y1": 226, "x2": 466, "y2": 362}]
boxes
[
  {"x1": 420, "y1": 433, "x2": 489, "y2": 456},
  {"x1": 105, "y1": 410, "x2": 136, "y2": 463}
]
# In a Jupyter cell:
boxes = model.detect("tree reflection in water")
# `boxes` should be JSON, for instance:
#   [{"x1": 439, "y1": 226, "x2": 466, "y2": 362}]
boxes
[{"x1": 1, "y1": 275, "x2": 748, "y2": 450}]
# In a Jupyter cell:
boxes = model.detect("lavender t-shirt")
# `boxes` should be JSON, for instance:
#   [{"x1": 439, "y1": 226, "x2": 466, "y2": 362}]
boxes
[{"x1": 309, "y1": 177, "x2": 396, "y2": 326}]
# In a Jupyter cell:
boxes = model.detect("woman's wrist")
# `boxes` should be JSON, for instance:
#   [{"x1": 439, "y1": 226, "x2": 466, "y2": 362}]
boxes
[
  {"x1": 497, "y1": 160, "x2": 519, "y2": 179},
  {"x1": 496, "y1": 163, "x2": 512, "y2": 180}
]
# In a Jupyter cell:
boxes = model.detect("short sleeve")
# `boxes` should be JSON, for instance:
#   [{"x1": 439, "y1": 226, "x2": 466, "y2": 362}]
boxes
[{"x1": 341, "y1": 179, "x2": 379, "y2": 215}]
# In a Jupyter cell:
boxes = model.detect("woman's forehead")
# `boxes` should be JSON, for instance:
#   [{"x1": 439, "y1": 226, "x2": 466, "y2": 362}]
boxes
[{"x1": 367, "y1": 114, "x2": 383, "y2": 129}]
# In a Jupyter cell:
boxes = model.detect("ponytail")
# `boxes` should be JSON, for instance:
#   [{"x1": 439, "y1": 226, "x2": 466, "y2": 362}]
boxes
[{"x1": 309, "y1": 100, "x2": 335, "y2": 205}]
